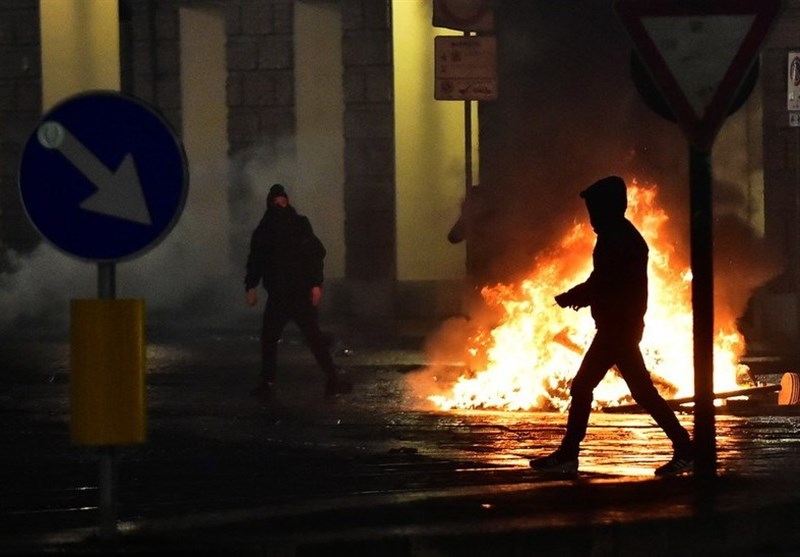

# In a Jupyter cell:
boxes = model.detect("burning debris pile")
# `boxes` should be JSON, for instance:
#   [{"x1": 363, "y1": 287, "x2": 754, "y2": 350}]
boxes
[{"x1": 419, "y1": 180, "x2": 753, "y2": 412}]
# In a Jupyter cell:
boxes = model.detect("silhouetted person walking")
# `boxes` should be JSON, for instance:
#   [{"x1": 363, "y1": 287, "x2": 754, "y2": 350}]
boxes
[
  {"x1": 530, "y1": 176, "x2": 694, "y2": 476},
  {"x1": 245, "y1": 184, "x2": 351, "y2": 402}
]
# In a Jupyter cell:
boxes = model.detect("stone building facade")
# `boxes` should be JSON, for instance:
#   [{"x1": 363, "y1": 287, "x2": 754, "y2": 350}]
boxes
[
  {"x1": 3, "y1": 0, "x2": 800, "y2": 344},
  {"x1": 1, "y1": 0, "x2": 401, "y2": 320},
  {"x1": 0, "y1": 0, "x2": 41, "y2": 256}
]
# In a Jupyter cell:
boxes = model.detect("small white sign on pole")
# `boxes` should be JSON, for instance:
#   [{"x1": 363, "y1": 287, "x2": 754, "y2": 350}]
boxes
[
  {"x1": 435, "y1": 36, "x2": 497, "y2": 101},
  {"x1": 788, "y1": 52, "x2": 800, "y2": 111}
]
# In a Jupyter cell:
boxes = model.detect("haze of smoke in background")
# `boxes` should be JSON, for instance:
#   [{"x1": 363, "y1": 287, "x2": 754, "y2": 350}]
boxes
[
  {"x1": 0, "y1": 138, "x2": 299, "y2": 334},
  {"x1": 713, "y1": 180, "x2": 783, "y2": 324},
  {"x1": 468, "y1": 1, "x2": 688, "y2": 286},
  {"x1": 0, "y1": 245, "x2": 94, "y2": 332}
]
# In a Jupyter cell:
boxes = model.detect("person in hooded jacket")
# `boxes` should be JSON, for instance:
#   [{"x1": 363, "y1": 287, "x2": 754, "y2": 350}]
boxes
[
  {"x1": 529, "y1": 176, "x2": 694, "y2": 477},
  {"x1": 245, "y1": 183, "x2": 352, "y2": 401}
]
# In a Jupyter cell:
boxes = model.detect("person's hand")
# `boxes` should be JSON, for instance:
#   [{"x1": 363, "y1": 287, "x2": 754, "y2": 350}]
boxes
[
  {"x1": 310, "y1": 286, "x2": 322, "y2": 307},
  {"x1": 555, "y1": 291, "x2": 582, "y2": 310},
  {"x1": 246, "y1": 288, "x2": 258, "y2": 307}
]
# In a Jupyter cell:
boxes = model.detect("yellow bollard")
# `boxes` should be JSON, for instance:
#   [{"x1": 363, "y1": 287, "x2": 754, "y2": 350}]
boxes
[{"x1": 70, "y1": 299, "x2": 146, "y2": 445}]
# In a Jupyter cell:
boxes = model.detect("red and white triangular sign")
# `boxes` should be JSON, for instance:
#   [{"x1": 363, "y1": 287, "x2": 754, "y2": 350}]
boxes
[{"x1": 615, "y1": 0, "x2": 780, "y2": 152}]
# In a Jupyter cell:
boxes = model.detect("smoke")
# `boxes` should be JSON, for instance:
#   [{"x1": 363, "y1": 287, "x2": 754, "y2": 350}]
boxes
[
  {"x1": 228, "y1": 139, "x2": 299, "y2": 264},
  {"x1": 0, "y1": 138, "x2": 300, "y2": 334},
  {"x1": 471, "y1": 1, "x2": 689, "y2": 285},
  {"x1": 0, "y1": 245, "x2": 93, "y2": 331},
  {"x1": 406, "y1": 297, "x2": 509, "y2": 410},
  {"x1": 405, "y1": 314, "x2": 474, "y2": 410},
  {"x1": 713, "y1": 179, "x2": 784, "y2": 325},
  {"x1": 115, "y1": 159, "x2": 245, "y2": 328},
  {"x1": 0, "y1": 180, "x2": 243, "y2": 333}
]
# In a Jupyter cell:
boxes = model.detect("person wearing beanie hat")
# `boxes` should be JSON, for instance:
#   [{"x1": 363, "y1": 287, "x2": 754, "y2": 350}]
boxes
[
  {"x1": 244, "y1": 183, "x2": 352, "y2": 401},
  {"x1": 529, "y1": 176, "x2": 694, "y2": 477},
  {"x1": 266, "y1": 183, "x2": 288, "y2": 208}
]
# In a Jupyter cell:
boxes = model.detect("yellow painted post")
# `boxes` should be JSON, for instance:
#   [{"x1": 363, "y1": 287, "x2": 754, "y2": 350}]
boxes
[{"x1": 70, "y1": 299, "x2": 146, "y2": 445}]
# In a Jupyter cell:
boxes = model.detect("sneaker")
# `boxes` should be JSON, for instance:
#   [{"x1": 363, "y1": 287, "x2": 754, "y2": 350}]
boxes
[
  {"x1": 529, "y1": 450, "x2": 579, "y2": 475},
  {"x1": 654, "y1": 455, "x2": 694, "y2": 477}
]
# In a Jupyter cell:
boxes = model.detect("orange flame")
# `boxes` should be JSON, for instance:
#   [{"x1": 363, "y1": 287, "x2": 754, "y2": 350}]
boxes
[{"x1": 428, "y1": 180, "x2": 749, "y2": 411}]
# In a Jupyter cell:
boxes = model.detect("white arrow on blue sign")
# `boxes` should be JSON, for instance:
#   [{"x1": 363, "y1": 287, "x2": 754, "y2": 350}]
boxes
[{"x1": 19, "y1": 91, "x2": 188, "y2": 262}]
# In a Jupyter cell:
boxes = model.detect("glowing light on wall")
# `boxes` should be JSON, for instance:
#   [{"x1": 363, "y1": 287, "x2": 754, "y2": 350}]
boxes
[
  {"x1": 40, "y1": 0, "x2": 120, "y2": 110},
  {"x1": 393, "y1": 0, "x2": 474, "y2": 281}
]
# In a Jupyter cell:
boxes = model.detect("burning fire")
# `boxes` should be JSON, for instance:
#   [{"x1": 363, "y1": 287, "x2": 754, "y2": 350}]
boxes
[{"x1": 429, "y1": 180, "x2": 750, "y2": 412}]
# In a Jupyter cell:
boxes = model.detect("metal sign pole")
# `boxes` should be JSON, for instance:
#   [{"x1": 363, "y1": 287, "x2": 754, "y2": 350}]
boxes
[
  {"x1": 463, "y1": 30, "x2": 473, "y2": 193},
  {"x1": 19, "y1": 91, "x2": 187, "y2": 541},
  {"x1": 98, "y1": 261, "x2": 117, "y2": 538},
  {"x1": 796, "y1": 127, "x2": 800, "y2": 363},
  {"x1": 98, "y1": 261, "x2": 116, "y2": 299},
  {"x1": 689, "y1": 145, "x2": 716, "y2": 481},
  {"x1": 613, "y1": 0, "x2": 779, "y2": 485},
  {"x1": 465, "y1": 98, "x2": 473, "y2": 192}
]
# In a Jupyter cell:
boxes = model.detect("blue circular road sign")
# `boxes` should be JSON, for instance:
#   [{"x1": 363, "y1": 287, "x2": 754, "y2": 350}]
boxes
[{"x1": 19, "y1": 91, "x2": 188, "y2": 262}]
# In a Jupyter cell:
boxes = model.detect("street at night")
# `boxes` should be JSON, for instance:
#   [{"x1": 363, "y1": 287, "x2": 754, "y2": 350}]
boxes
[
  {"x1": 4, "y1": 2, "x2": 800, "y2": 555},
  {"x1": 4, "y1": 320, "x2": 800, "y2": 555}
]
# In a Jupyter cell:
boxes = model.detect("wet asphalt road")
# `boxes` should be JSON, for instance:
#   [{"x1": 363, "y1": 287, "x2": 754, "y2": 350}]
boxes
[{"x1": 3, "y1": 322, "x2": 800, "y2": 555}]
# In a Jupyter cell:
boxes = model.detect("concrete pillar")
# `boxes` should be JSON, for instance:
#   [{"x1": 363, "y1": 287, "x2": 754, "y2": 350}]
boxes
[
  {"x1": 393, "y1": 0, "x2": 467, "y2": 281},
  {"x1": 295, "y1": 1, "x2": 345, "y2": 279},
  {"x1": 179, "y1": 6, "x2": 230, "y2": 266}
]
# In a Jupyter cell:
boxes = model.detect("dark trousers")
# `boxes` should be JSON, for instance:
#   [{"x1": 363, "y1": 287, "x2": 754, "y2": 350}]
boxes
[
  {"x1": 560, "y1": 329, "x2": 692, "y2": 457},
  {"x1": 260, "y1": 296, "x2": 337, "y2": 384}
]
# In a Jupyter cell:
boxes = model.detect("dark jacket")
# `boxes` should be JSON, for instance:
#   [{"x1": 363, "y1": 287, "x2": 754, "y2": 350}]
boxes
[
  {"x1": 244, "y1": 205, "x2": 326, "y2": 301},
  {"x1": 563, "y1": 217, "x2": 648, "y2": 336}
]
